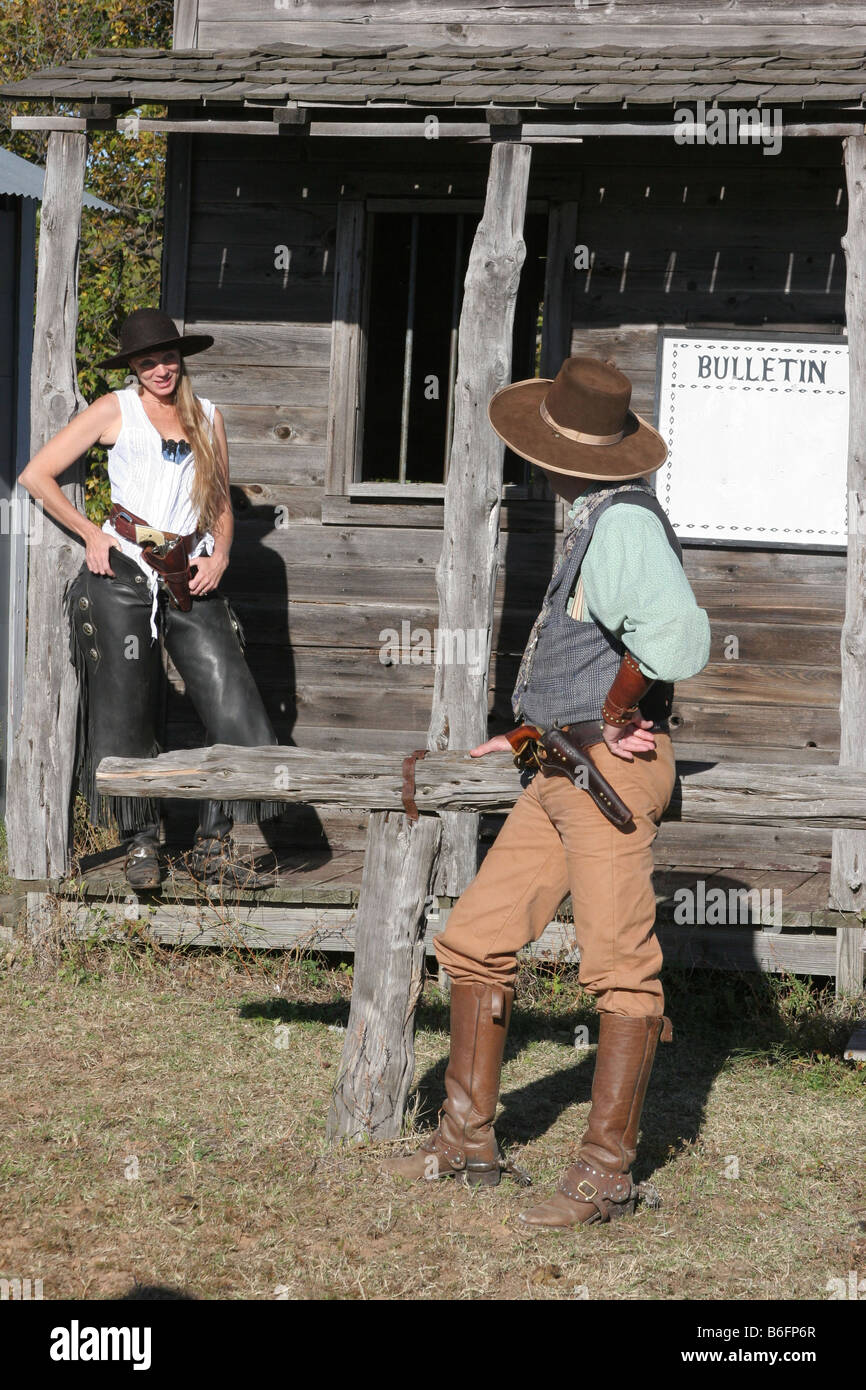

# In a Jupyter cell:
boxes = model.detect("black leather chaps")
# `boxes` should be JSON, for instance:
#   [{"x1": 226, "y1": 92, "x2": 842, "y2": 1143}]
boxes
[{"x1": 65, "y1": 550, "x2": 281, "y2": 844}]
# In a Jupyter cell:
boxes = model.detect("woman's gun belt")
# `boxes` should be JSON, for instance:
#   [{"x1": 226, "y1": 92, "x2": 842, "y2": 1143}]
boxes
[
  {"x1": 108, "y1": 504, "x2": 203, "y2": 612},
  {"x1": 504, "y1": 723, "x2": 633, "y2": 829}
]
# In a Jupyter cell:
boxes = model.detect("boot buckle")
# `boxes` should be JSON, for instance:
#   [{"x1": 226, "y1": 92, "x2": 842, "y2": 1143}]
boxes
[{"x1": 576, "y1": 1179, "x2": 598, "y2": 1200}]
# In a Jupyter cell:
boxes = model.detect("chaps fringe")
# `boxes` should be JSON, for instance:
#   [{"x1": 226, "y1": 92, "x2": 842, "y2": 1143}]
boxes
[{"x1": 63, "y1": 574, "x2": 161, "y2": 836}]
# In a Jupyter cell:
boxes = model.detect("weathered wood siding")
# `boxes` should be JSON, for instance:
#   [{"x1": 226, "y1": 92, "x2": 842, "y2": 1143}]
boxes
[
  {"x1": 166, "y1": 133, "x2": 845, "y2": 872},
  {"x1": 193, "y1": 0, "x2": 866, "y2": 50}
]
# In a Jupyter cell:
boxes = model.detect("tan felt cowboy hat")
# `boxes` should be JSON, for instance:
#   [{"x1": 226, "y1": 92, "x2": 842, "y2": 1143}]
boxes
[
  {"x1": 97, "y1": 308, "x2": 214, "y2": 370},
  {"x1": 488, "y1": 355, "x2": 668, "y2": 480}
]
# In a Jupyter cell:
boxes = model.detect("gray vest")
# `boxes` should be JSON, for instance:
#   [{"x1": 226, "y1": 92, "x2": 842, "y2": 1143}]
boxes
[{"x1": 512, "y1": 484, "x2": 683, "y2": 729}]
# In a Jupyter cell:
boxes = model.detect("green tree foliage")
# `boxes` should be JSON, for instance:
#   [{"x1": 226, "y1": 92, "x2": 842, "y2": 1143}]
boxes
[{"x1": 0, "y1": 0, "x2": 173, "y2": 520}]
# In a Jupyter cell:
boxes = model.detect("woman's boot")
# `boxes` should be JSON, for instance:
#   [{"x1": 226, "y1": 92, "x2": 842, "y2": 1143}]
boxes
[
  {"x1": 383, "y1": 980, "x2": 526, "y2": 1188},
  {"x1": 124, "y1": 831, "x2": 161, "y2": 891},
  {"x1": 188, "y1": 828, "x2": 268, "y2": 888},
  {"x1": 518, "y1": 1012, "x2": 671, "y2": 1228}
]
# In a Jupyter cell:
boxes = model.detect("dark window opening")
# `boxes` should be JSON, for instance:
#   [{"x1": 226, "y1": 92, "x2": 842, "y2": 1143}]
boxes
[{"x1": 360, "y1": 210, "x2": 548, "y2": 486}]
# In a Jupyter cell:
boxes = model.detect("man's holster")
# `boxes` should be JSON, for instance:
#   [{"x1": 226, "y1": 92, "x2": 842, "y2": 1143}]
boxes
[{"x1": 505, "y1": 724, "x2": 633, "y2": 830}]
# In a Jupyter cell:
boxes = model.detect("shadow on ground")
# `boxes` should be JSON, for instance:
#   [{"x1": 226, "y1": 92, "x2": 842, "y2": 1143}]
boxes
[
  {"x1": 240, "y1": 964, "x2": 853, "y2": 1188},
  {"x1": 410, "y1": 966, "x2": 851, "y2": 1183},
  {"x1": 117, "y1": 1284, "x2": 197, "y2": 1300}
]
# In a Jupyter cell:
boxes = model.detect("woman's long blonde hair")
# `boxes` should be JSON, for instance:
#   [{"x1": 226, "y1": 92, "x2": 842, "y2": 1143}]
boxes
[
  {"x1": 175, "y1": 363, "x2": 231, "y2": 534},
  {"x1": 133, "y1": 356, "x2": 230, "y2": 534}
]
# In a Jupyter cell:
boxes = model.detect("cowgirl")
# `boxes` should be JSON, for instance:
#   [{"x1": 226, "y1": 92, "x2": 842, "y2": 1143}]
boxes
[{"x1": 18, "y1": 309, "x2": 282, "y2": 889}]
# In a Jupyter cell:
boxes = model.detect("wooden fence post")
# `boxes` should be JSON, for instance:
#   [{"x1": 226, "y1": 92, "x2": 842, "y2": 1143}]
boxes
[
  {"x1": 6, "y1": 131, "x2": 87, "y2": 881},
  {"x1": 831, "y1": 135, "x2": 866, "y2": 996},
  {"x1": 326, "y1": 811, "x2": 441, "y2": 1141}
]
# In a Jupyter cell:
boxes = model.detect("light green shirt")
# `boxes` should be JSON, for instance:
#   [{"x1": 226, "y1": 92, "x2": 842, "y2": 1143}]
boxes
[{"x1": 568, "y1": 501, "x2": 711, "y2": 682}]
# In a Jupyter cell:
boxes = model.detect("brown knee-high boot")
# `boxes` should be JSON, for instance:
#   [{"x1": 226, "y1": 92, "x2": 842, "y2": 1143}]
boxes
[
  {"x1": 518, "y1": 1012, "x2": 671, "y2": 1228},
  {"x1": 383, "y1": 979, "x2": 524, "y2": 1187}
]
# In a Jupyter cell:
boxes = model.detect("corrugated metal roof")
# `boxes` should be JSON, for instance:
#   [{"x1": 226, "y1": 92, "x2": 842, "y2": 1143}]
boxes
[
  {"x1": 1, "y1": 44, "x2": 865, "y2": 112},
  {"x1": 0, "y1": 146, "x2": 115, "y2": 210}
]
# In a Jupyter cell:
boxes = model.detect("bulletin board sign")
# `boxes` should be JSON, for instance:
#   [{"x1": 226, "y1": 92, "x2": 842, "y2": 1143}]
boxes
[{"x1": 654, "y1": 330, "x2": 848, "y2": 548}]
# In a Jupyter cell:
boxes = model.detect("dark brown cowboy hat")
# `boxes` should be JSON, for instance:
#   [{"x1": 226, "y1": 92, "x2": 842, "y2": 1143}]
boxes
[
  {"x1": 488, "y1": 355, "x2": 668, "y2": 481},
  {"x1": 97, "y1": 308, "x2": 214, "y2": 370}
]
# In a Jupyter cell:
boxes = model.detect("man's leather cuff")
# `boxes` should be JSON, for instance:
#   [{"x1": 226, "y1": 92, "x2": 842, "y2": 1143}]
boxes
[
  {"x1": 504, "y1": 724, "x2": 544, "y2": 771},
  {"x1": 602, "y1": 651, "x2": 655, "y2": 727},
  {"x1": 504, "y1": 724, "x2": 542, "y2": 752}
]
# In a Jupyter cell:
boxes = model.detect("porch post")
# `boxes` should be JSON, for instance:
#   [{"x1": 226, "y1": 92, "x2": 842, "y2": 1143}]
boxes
[
  {"x1": 428, "y1": 136, "x2": 533, "y2": 894},
  {"x1": 6, "y1": 131, "x2": 87, "y2": 880},
  {"x1": 327, "y1": 137, "x2": 532, "y2": 1141},
  {"x1": 830, "y1": 134, "x2": 866, "y2": 996}
]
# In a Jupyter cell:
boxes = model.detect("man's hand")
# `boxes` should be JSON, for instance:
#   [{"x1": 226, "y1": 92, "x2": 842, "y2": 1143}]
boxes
[
  {"x1": 469, "y1": 735, "x2": 513, "y2": 758},
  {"x1": 602, "y1": 717, "x2": 656, "y2": 762},
  {"x1": 189, "y1": 551, "x2": 228, "y2": 597}
]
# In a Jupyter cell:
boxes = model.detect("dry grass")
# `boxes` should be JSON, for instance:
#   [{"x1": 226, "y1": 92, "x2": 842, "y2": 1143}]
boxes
[{"x1": 0, "y1": 916, "x2": 863, "y2": 1301}]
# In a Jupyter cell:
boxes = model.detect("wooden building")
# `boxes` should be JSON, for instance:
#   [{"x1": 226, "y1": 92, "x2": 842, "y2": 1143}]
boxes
[{"x1": 3, "y1": 2, "x2": 866, "y2": 998}]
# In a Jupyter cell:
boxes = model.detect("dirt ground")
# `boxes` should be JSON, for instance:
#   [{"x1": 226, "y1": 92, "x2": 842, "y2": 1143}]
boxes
[{"x1": 0, "y1": 927, "x2": 863, "y2": 1302}]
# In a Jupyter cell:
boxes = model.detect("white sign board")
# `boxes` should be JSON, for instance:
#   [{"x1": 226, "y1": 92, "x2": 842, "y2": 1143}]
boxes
[{"x1": 655, "y1": 333, "x2": 848, "y2": 546}]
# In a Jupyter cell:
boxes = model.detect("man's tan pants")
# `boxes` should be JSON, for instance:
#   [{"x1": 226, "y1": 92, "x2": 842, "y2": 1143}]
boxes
[{"x1": 434, "y1": 734, "x2": 676, "y2": 1017}]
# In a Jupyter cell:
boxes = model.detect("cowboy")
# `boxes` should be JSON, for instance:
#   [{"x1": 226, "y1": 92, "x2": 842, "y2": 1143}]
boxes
[
  {"x1": 18, "y1": 309, "x2": 282, "y2": 889},
  {"x1": 385, "y1": 355, "x2": 711, "y2": 1229}
]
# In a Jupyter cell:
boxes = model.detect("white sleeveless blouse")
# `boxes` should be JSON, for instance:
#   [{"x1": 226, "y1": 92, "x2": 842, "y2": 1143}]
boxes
[{"x1": 102, "y1": 387, "x2": 216, "y2": 639}]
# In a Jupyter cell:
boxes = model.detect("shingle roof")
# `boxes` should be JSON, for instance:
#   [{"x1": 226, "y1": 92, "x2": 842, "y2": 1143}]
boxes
[{"x1": 2, "y1": 43, "x2": 866, "y2": 111}]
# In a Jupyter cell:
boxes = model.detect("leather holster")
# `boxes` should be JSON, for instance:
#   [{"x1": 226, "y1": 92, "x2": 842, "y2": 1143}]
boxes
[
  {"x1": 539, "y1": 727, "x2": 633, "y2": 829},
  {"x1": 505, "y1": 724, "x2": 633, "y2": 830},
  {"x1": 109, "y1": 504, "x2": 201, "y2": 612},
  {"x1": 140, "y1": 534, "x2": 199, "y2": 612}
]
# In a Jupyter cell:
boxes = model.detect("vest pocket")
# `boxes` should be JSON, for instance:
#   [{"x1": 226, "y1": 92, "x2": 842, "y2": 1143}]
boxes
[{"x1": 565, "y1": 574, "x2": 593, "y2": 624}]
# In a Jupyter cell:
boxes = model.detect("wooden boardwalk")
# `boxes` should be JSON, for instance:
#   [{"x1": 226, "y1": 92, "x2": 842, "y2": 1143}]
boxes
[{"x1": 35, "y1": 837, "x2": 847, "y2": 982}]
